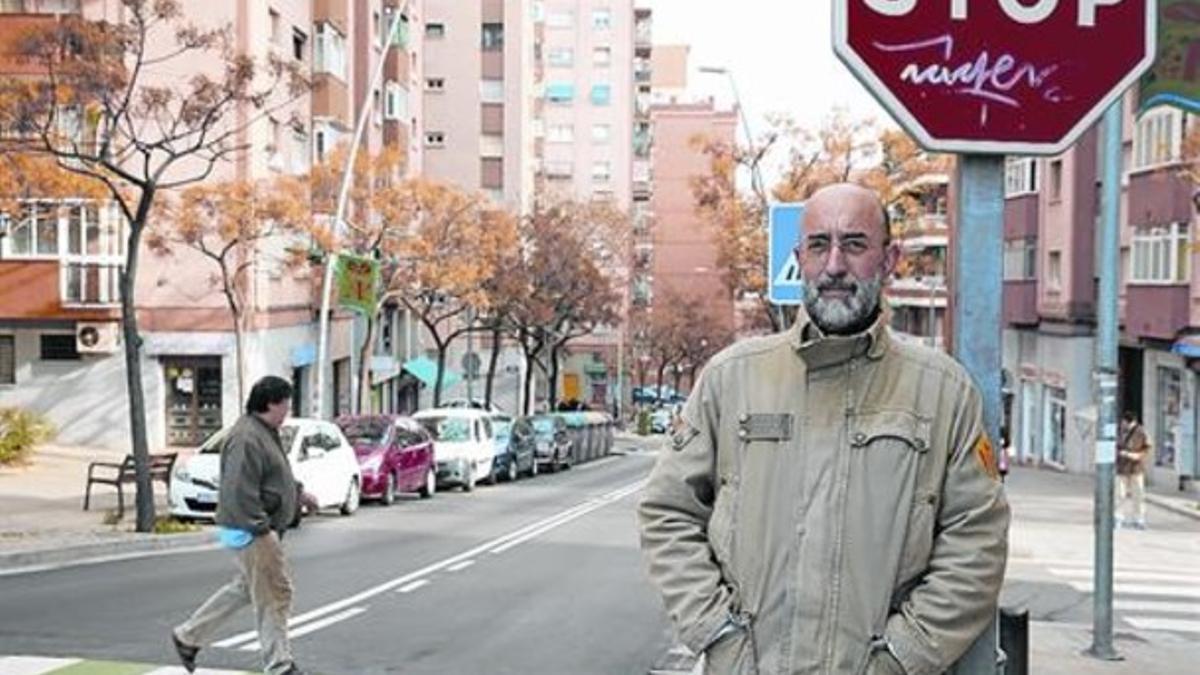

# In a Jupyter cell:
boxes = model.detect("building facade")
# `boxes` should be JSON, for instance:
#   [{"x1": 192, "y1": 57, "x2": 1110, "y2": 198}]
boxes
[{"x1": 888, "y1": 174, "x2": 950, "y2": 352}]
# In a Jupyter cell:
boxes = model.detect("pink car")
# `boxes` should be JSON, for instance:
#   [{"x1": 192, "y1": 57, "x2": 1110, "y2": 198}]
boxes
[{"x1": 336, "y1": 415, "x2": 437, "y2": 505}]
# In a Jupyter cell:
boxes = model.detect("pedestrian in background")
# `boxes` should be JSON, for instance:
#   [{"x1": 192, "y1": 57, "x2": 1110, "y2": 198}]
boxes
[
  {"x1": 172, "y1": 375, "x2": 309, "y2": 675},
  {"x1": 638, "y1": 184, "x2": 1009, "y2": 675},
  {"x1": 1117, "y1": 410, "x2": 1151, "y2": 530}
]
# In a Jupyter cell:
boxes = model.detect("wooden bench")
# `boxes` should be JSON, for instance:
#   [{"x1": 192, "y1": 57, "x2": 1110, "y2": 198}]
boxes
[{"x1": 83, "y1": 452, "x2": 178, "y2": 519}]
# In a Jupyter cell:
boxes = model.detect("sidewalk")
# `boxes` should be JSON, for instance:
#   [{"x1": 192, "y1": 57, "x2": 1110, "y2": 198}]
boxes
[{"x1": 0, "y1": 444, "x2": 213, "y2": 573}]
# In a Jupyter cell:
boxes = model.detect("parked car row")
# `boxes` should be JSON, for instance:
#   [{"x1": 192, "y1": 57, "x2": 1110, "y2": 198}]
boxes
[{"x1": 167, "y1": 409, "x2": 615, "y2": 523}]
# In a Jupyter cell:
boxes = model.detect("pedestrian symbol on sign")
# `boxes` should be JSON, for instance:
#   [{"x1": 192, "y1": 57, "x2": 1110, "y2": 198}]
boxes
[{"x1": 768, "y1": 203, "x2": 806, "y2": 305}]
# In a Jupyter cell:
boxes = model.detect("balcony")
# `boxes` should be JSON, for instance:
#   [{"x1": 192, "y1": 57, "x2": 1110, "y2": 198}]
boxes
[
  {"x1": 0, "y1": 260, "x2": 121, "y2": 320},
  {"x1": 1004, "y1": 194, "x2": 1039, "y2": 240},
  {"x1": 1128, "y1": 169, "x2": 1193, "y2": 226},
  {"x1": 1126, "y1": 284, "x2": 1190, "y2": 341},
  {"x1": 1003, "y1": 279, "x2": 1039, "y2": 327}
]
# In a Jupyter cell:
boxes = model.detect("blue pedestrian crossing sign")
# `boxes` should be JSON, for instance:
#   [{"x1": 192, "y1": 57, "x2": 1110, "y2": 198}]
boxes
[{"x1": 768, "y1": 203, "x2": 805, "y2": 305}]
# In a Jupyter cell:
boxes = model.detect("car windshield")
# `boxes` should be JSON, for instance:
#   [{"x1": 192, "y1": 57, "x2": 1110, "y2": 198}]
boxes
[
  {"x1": 419, "y1": 417, "x2": 472, "y2": 442},
  {"x1": 532, "y1": 418, "x2": 556, "y2": 434},
  {"x1": 340, "y1": 419, "x2": 389, "y2": 446}
]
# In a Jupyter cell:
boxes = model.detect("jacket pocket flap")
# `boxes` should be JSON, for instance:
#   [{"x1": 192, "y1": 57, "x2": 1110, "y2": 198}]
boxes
[{"x1": 852, "y1": 410, "x2": 931, "y2": 452}]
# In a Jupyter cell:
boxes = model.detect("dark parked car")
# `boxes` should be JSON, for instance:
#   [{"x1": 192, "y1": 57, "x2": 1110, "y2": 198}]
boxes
[
  {"x1": 519, "y1": 414, "x2": 573, "y2": 472},
  {"x1": 489, "y1": 415, "x2": 538, "y2": 482},
  {"x1": 336, "y1": 415, "x2": 437, "y2": 505}
]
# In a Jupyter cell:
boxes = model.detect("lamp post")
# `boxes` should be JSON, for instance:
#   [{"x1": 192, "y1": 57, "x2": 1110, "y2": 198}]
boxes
[
  {"x1": 314, "y1": 3, "x2": 408, "y2": 418},
  {"x1": 697, "y1": 65, "x2": 765, "y2": 200}
]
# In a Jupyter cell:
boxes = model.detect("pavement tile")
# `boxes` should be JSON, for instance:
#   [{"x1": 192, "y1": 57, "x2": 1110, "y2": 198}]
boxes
[{"x1": 0, "y1": 657, "x2": 248, "y2": 675}]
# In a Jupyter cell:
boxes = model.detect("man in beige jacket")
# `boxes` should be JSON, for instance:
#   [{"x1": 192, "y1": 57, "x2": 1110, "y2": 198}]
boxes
[{"x1": 638, "y1": 184, "x2": 1010, "y2": 675}]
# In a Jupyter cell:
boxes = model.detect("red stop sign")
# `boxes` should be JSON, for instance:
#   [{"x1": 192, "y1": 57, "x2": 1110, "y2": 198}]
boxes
[{"x1": 834, "y1": 1, "x2": 1156, "y2": 155}]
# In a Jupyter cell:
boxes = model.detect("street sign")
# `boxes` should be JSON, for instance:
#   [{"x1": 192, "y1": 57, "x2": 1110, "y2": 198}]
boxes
[
  {"x1": 335, "y1": 254, "x2": 380, "y2": 314},
  {"x1": 833, "y1": 0, "x2": 1157, "y2": 155},
  {"x1": 768, "y1": 203, "x2": 805, "y2": 306}
]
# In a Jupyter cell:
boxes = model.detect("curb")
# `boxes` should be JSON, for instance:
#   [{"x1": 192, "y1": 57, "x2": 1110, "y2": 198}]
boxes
[
  {"x1": 1145, "y1": 493, "x2": 1200, "y2": 522},
  {"x1": 0, "y1": 530, "x2": 216, "y2": 576}
]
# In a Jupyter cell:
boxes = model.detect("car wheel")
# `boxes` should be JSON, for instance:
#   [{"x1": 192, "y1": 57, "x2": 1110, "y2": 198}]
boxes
[
  {"x1": 506, "y1": 456, "x2": 519, "y2": 482},
  {"x1": 462, "y1": 465, "x2": 475, "y2": 493},
  {"x1": 381, "y1": 473, "x2": 397, "y2": 506},
  {"x1": 419, "y1": 467, "x2": 436, "y2": 499},
  {"x1": 340, "y1": 478, "x2": 360, "y2": 516}
]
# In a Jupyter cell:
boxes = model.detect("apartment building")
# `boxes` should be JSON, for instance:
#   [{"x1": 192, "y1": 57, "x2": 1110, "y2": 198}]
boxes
[
  {"x1": 998, "y1": 91, "x2": 1199, "y2": 495},
  {"x1": 0, "y1": 0, "x2": 428, "y2": 449},
  {"x1": 888, "y1": 174, "x2": 950, "y2": 351}
]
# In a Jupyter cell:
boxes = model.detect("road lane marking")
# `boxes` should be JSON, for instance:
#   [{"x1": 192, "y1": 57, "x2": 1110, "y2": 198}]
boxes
[
  {"x1": 0, "y1": 657, "x2": 82, "y2": 674},
  {"x1": 489, "y1": 480, "x2": 646, "y2": 554},
  {"x1": 447, "y1": 560, "x2": 475, "y2": 572},
  {"x1": 1048, "y1": 567, "x2": 1197, "y2": 584},
  {"x1": 574, "y1": 456, "x2": 622, "y2": 471},
  {"x1": 238, "y1": 607, "x2": 367, "y2": 652},
  {"x1": 214, "y1": 477, "x2": 647, "y2": 649},
  {"x1": 398, "y1": 579, "x2": 430, "y2": 594},
  {"x1": 1066, "y1": 581, "x2": 1200, "y2": 599},
  {"x1": 1126, "y1": 617, "x2": 1200, "y2": 634},
  {"x1": 1114, "y1": 599, "x2": 1200, "y2": 616}
]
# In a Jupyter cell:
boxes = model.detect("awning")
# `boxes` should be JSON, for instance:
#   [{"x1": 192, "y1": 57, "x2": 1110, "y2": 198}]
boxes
[
  {"x1": 402, "y1": 356, "x2": 461, "y2": 389},
  {"x1": 1172, "y1": 336, "x2": 1200, "y2": 359}
]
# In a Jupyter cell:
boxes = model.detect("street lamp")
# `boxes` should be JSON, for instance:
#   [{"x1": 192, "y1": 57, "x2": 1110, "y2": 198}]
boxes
[
  {"x1": 315, "y1": 3, "x2": 409, "y2": 418},
  {"x1": 697, "y1": 65, "x2": 765, "y2": 200}
]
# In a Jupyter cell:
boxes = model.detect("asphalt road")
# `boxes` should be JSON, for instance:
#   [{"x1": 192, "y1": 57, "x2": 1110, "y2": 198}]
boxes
[{"x1": 0, "y1": 440, "x2": 673, "y2": 675}]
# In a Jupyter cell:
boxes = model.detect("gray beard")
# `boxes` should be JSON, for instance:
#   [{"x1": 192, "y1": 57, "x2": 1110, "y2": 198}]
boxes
[{"x1": 803, "y1": 273, "x2": 884, "y2": 335}]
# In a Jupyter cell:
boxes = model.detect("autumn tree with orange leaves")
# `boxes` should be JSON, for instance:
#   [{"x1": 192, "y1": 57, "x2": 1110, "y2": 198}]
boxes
[
  {"x1": 0, "y1": 0, "x2": 308, "y2": 531},
  {"x1": 690, "y1": 109, "x2": 949, "y2": 333}
]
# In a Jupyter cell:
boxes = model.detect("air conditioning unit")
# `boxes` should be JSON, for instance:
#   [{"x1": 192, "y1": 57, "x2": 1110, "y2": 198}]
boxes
[{"x1": 76, "y1": 322, "x2": 120, "y2": 354}]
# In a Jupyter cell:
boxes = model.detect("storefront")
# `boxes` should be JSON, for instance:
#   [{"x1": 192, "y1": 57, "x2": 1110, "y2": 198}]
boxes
[{"x1": 162, "y1": 356, "x2": 223, "y2": 447}]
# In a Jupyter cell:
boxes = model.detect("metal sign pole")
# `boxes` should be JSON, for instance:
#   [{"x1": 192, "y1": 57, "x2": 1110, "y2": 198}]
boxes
[
  {"x1": 1087, "y1": 98, "x2": 1123, "y2": 663},
  {"x1": 948, "y1": 154, "x2": 1005, "y2": 675}
]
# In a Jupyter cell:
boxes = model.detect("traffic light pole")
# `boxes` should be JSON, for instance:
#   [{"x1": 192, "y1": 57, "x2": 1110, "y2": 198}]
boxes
[{"x1": 948, "y1": 154, "x2": 1005, "y2": 675}]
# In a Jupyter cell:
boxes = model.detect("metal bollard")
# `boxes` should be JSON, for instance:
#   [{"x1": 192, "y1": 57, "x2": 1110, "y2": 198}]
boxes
[{"x1": 999, "y1": 607, "x2": 1029, "y2": 675}]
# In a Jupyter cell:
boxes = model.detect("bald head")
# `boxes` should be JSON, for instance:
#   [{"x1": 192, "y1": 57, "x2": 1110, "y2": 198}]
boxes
[
  {"x1": 797, "y1": 183, "x2": 900, "y2": 335},
  {"x1": 804, "y1": 183, "x2": 891, "y2": 246}
]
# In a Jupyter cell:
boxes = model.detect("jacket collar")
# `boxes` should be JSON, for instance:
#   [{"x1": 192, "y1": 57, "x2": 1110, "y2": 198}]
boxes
[{"x1": 790, "y1": 306, "x2": 890, "y2": 369}]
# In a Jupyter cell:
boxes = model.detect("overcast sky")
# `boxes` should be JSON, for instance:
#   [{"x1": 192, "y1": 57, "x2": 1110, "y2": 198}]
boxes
[{"x1": 646, "y1": 0, "x2": 892, "y2": 145}]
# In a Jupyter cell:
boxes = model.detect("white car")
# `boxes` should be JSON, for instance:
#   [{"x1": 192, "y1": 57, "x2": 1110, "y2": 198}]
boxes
[
  {"x1": 412, "y1": 408, "x2": 497, "y2": 492},
  {"x1": 169, "y1": 418, "x2": 363, "y2": 521}
]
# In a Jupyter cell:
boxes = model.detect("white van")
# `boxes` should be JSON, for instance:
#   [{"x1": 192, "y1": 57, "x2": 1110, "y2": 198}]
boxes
[{"x1": 412, "y1": 408, "x2": 497, "y2": 492}]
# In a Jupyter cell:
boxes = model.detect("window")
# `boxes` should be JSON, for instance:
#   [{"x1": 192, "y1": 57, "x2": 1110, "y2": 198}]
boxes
[
  {"x1": 592, "y1": 124, "x2": 611, "y2": 143},
  {"x1": 546, "y1": 82, "x2": 575, "y2": 104},
  {"x1": 590, "y1": 83, "x2": 611, "y2": 106},
  {"x1": 5, "y1": 202, "x2": 58, "y2": 258},
  {"x1": 592, "y1": 161, "x2": 611, "y2": 183},
  {"x1": 1131, "y1": 223, "x2": 1190, "y2": 283},
  {"x1": 479, "y1": 79, "x2": 504, "y2": 104},
  {"x1": 1134, "y1": 107, "x2": 1185, "y2": 170},
  {"x1": 426, "y1": 23, "x2": 445, "y2": 39},
  {"x1": 269, "y1": 9, "x2": 282, "y2": 45},
  {"x1": 1043, "y1": 386, "x2": 1066, "y2": 464},
  {"x1": 547, "y1": 47, "x2": 574, "y2": 67},
  {"x1": 1003, "y1": 239, "x2": 1037, "y2": 281},
  {"x1": 40, "y1": 334, "x2": 79, "y2": 361},
  {"x1": 547, "y1": 124, "x2": 574, "y2": 143},
  {"x1": 313, "y1": 22, "x2": 347, "y2": 79},
  {"x1": 1157, "y1": 367, "x2": 1182, "y2": 468},
  {"x1": 593, "y1": 46, "x2": 612, "y2": 66},
  {"x1": 1047, "y1": 251, "x2": 1062, "y2": 290},
  {"x1": 592, "y1": 8, "x2": 612, "y2": 30},
  {"x1": 312, "y1": 122, "x2": 344, "y2": 164},
  {"x1": 482, "y1": 23, "x2": 504, "y2": 50},
  {"x1": 1004, "y1": 157, "x2": 1038, "y2": 196},
  {"x1": 425, "y1": 132, "x2": 446, "y2": 147},
  {"x1": 292, "y1": 28, "x2": 307, "y2": 61},
  {"x1": 290, "y1": 123, "x2": 308, "y2": 173},
  {"x1": 0, "y1": 335, "x2": 13, "y2": 385},
  {"x1": 1049, "y1": 160, "x2": 1063, "y2": 201},
  {"x1": 544, "y1": 160, "x2": 573, "y2": 179},
  {"x1": 426, "y1": 77, "x2": 446, "y2": 92},
  {"x1": 385, "y1": 81, "x2": 408, "y2": 121},
  {"x1": 547, "y1": 9, "x2": 573, "y2": 28}
]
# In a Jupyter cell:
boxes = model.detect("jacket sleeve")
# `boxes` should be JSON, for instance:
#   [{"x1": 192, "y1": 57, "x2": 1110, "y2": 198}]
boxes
[
  {"x1": 884, "y1": 382, "x2": 1011, "y2": 675},
  {"x1": 221, "y1": 435, "x2": 272, "y2": 535},
  {"x1": 637, "y1": 366, "x2": 738, "y2": 654}
]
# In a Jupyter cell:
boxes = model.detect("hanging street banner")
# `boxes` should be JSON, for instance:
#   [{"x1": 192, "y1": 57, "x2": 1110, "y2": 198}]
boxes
[
  {"x1": 1140, "y1": 0, "x2": 1200, "y2": 113},
  {"x1": 833, "y1": 0, "x2": 1157, "y2": 155},
  {"x1": 335, "y1": 254, "x2": 380, "y2": 315}
]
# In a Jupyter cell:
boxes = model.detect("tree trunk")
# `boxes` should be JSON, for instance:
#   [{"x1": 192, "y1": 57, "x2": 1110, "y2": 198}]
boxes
[
  {"x1": 433, "y1": 341, "x2": 448, "y2": 408},
  {"x1": 672, "y1": 366, "x2": 682, "y2": 397},
  {"x1": 548, "y1": 343, "x2": 562, "y2": 410},
  {"x1": 233, "y1": 313, "x2": 246, "y2": 406},
  {"x1": 357, "y1": 313, "x2": 377, "y2": 414},
  {"x1": 123, "y1": 198, "x2": 154, "y2": 532},
  {"x1": 522, "y1": 348, "x2": 536, "y2": 416},
  {"x1": 689, "y1": 365, "x2": 699, "y2": 392},
  {"x1": 656, "y1": 362, "x2": 667, "y2": 402},
  {"x1": 484, "y1": 327, "x2": 502, "y2": 408}
]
